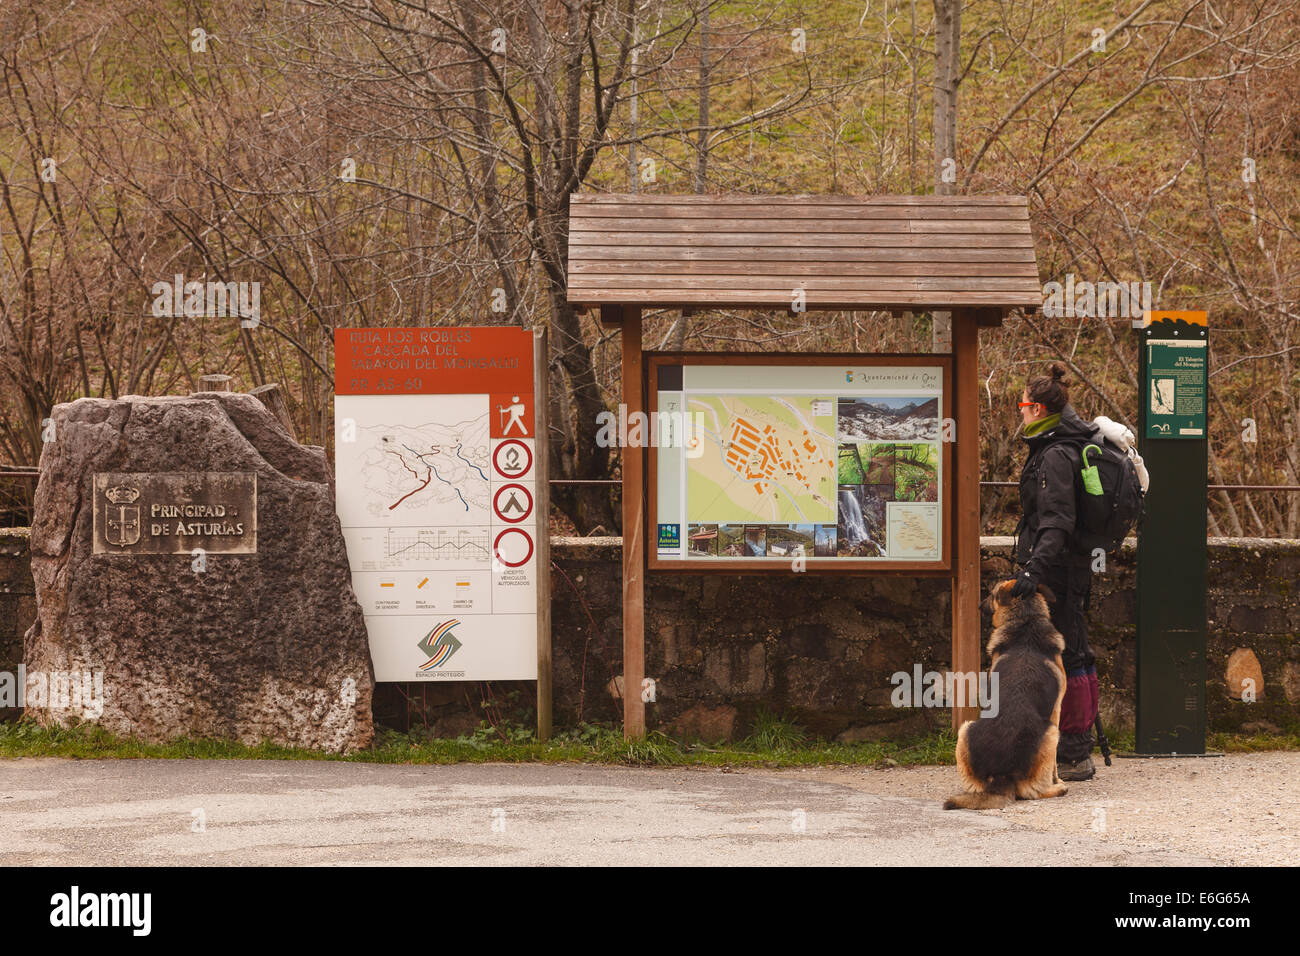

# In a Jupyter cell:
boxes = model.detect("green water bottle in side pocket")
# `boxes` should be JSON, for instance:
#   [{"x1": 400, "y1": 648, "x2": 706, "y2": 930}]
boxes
[{"x1": 1080, "y1": 444, "x2": 1104, "y2": 496}]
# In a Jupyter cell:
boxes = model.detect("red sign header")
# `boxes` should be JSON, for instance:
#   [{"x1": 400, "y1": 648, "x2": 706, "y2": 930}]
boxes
[{"x1": 334, "y1": 326, "x2": 534, "y2": 396}]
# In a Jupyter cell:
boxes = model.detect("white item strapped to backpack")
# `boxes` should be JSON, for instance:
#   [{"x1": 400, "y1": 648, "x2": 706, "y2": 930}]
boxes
[{"x1": 1092, "y1": 415, "x2": 1150, "y2": 494}]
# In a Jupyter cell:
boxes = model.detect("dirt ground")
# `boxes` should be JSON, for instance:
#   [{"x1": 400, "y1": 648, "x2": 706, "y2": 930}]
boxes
[
  {"x1": 779, "y1": 751, "x2": 1299, "y2": 866},
  {"x1": 1, "y1": 751, "x2": 1295, "y2": 865}
]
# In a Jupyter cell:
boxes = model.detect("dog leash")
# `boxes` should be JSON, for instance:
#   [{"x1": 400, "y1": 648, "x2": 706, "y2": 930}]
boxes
[{"x1": 1094, "y1": 713, "x2": 1113, "y2": 766}]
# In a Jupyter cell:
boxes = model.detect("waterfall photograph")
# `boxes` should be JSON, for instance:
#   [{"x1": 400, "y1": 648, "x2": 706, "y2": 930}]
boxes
[{"x1": 836, "y1": 485, "x2": 887, "y2": 557}]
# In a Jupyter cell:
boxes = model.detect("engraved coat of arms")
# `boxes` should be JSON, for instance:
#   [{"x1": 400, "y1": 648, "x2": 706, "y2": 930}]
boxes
[{"x1": 104, "y1": 485, "x2": 141, "y2": 547}]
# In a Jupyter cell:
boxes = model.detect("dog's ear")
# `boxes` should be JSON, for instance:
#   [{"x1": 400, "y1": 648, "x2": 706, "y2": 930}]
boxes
[
  {"x1": 991, "y1": 579, "x2": 1016, "y2": 607},
  {"x1": 1035, "y1": 583, "x2": 1056, "y2": 605}
]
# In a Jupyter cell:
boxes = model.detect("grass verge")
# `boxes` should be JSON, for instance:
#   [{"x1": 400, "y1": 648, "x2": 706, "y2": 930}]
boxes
[
  {"x1": 1, "y1": 719, "x2": 1295, "y2": 767},
  {"x1": 0, "y1": 716, "x2": 955, "y2": 767}
]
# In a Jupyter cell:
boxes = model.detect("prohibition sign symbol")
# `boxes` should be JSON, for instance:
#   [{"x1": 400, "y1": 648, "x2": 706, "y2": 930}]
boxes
[
  {"x1": 493, "y1": 439, "x2": 533, "y2": 479},
  {"x1": 493, "y1": 483, "x2": 533, "y2": 523},
  {"x1": 493, "y1": 528, "x2": 534, "y2": 568}
]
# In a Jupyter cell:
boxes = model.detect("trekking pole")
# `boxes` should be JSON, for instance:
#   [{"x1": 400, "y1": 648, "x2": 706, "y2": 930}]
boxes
[{"x1": 1094, "y1": 713, "x2": 1112, "y2": 766}]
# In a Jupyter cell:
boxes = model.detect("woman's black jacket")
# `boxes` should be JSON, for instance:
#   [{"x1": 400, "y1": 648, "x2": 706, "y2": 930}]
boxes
[{"x1": 1016, "y1": 403, "x2": 1096, "y2": 576}]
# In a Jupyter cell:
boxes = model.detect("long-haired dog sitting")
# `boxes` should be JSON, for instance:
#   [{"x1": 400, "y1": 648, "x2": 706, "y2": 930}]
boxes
[{"x1": 943, "y1": 579, "x2": 1069, "y2": 810}]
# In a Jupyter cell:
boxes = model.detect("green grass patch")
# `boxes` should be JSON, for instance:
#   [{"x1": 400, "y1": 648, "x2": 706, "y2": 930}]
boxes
[
  {"x1": 1073, "y1": 727, "x2": 1300, "y2": 757},
  {"x1": 1208, "y1": 729, "x2": 1300, "y2": 753},
  {"x1": 2, "y1": 719, "x2": 1295, "y2": 768},
  {"x1": 0, "y1": 716, "x2": 957, "y2": 768},
  {"x1": 743, "y1": 708, "x2": 808, "y2": 751}
]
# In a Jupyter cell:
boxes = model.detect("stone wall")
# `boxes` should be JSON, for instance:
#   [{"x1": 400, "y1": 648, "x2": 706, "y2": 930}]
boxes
[{"x1": 5, "y1": 532, "x2": 1299, "y2": 736}]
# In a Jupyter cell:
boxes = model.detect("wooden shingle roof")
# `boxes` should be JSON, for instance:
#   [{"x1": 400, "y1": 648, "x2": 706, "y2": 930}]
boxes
[{"x1": 566, "y1": 194, "x2": 1041, "y2": 315}]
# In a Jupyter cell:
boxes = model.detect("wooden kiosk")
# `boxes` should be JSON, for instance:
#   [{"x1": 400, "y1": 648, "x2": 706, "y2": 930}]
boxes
[{"x1": 566, "y1": 195, "x2": 1041, "y2": 736}]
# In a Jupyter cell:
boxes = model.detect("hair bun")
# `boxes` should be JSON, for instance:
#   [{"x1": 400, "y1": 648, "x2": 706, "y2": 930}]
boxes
[{"x1": 1026, "y1": 363, "x2": 1071, "y2": 413}]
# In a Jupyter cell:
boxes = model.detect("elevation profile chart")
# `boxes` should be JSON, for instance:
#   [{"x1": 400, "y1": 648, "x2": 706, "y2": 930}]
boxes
[
  {"x1": 334, "y1": 326, "x2": 539, "y2": 682},
  {"x1": 386, "y1": 528, "x2": 492, "y2": 566}
]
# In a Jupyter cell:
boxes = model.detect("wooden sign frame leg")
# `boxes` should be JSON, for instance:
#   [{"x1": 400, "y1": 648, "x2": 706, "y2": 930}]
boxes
[
  {"x1": 621, "y1": 309, "x2": 646, "y2": 738},
  {"x1": 951, "y1": 310, "x2": 982, "y2": 730}
]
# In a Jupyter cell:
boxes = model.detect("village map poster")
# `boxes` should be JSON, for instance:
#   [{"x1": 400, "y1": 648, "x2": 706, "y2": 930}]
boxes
[{"x1": 653, "y1": 361, "x2": 945, "y2": 567}]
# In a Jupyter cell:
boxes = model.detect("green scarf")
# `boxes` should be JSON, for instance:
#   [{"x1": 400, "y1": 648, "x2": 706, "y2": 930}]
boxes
[{"x1": 1024, "y1": 412, "x2": 1061, "y2": 438}]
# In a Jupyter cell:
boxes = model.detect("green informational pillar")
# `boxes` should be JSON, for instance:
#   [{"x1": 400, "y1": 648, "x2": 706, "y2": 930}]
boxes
[{"x1": 1135, "y1": 311, "x2": 1209, "y2": 754}]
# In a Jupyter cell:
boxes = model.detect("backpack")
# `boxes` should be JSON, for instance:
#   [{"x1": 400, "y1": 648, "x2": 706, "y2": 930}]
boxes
[{"x1": 1067, "y1": 418, "x2": 1146, "y2": 553}]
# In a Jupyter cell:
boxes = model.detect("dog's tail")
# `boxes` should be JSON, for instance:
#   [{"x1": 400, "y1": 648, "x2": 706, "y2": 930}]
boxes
[{"x1": 942, "y1": 790, "x2": 1012, "y2": 811}]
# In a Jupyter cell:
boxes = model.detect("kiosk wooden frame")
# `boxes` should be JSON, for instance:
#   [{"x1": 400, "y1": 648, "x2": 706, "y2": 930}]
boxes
[{"x1": 566, "y1": 194, "x2": 1041, "y2": 737}]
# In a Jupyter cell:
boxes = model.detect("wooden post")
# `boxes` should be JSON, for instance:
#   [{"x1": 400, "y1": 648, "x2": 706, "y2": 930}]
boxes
[
  {"x1": 249, "y1": 383, "x2": 297, "y2": 439},
  {"x1": 196, "y1": 374, "x2": 234, "y2": 392},
  {"x1": 620, "y1": 308, "x2": 646, "y2": 738},
  {"x1": 951, "y1": 310, "x2": 982, "y2": 730},
  {"x1": 534, "y1": 328, "x2": 553, "y2": 741}
]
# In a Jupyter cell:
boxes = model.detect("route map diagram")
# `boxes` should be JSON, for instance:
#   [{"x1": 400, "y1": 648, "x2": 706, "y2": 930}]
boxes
[
  {"x1": 338, "y1": 401, "x2": 490, "y2": 526},
  {"x1": 886, "y1": 502, "x2": 939, "y2": 558},
  {"x1": 686, "y1": 395, "x2": 836, "y2": 524}
]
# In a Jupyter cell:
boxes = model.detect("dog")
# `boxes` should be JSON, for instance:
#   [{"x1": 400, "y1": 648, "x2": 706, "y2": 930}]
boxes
[{"x1": 942, "y1": 579, "x2": 1069, "y2": 810}]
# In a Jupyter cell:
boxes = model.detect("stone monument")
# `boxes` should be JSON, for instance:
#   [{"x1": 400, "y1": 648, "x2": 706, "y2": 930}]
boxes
[{"x1": 24, "y1": 390, "x2": 374, "y2": 752}]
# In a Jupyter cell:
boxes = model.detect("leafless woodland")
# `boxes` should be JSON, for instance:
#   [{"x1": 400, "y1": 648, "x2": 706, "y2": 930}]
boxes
[{"x1": 1, "y1": 0, "x2": 1297, "y2": 536}]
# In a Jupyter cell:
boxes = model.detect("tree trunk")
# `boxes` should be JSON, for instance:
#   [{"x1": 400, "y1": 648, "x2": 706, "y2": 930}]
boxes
[
  {"x1": 694, "y1": 0, "x2": 710, "y2": 193},
  {"x1": 930, "y1": 0, "x2": 961, "y2": 353},
  {"x1": 546, "y1": 290, "x2": 618, "y2": 534}
]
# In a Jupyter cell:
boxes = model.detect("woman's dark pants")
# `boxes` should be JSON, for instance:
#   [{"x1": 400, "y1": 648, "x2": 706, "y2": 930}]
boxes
[{"x1": 1039, "y1": 562, "x2": 1099, "y2": 765}]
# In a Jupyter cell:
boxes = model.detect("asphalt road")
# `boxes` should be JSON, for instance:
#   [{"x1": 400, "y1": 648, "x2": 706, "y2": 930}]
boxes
[{"x1": 3, "y1": 754, "x2": 1292, "y2": 866}]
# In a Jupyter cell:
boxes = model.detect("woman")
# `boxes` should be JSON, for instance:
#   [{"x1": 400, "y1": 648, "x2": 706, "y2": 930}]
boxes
[{"x1": 1013, "y1": 362, "x2": 1100, "y2": 782}]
